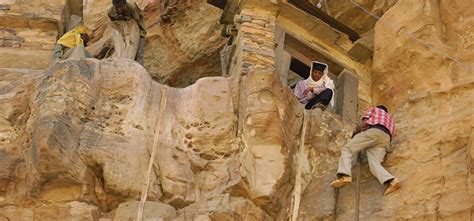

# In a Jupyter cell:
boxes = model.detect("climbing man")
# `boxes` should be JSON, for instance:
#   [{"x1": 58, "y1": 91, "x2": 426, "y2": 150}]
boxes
[
  {"x1": 294, "y1": 61, "x2": 334, "y2": 110},
  {"x1": 330, "y1": 105, "x2": 401, "y2": 195},
  {"x1": 107, "y1": 0, "x2": 146, "y2": 64},
  {"x1": 52, "y1": 25, "x2": 91, "y2": 61}
]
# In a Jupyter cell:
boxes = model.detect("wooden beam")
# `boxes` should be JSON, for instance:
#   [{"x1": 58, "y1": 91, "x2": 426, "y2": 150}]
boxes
[
  {"x1": 284, "y1": 34, "x2": 345, "y2": 75},
  {"x1": 207, "y1": 0, "x2": 227, "y2": 10},
  {"x1": 288, "y1": 0, "x2": 360, "y2": 41}
]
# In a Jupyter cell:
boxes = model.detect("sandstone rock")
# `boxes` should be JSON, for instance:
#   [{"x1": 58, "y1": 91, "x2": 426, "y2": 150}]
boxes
[
  {"x1": 83, "y1": 0, "x2": 225, "y2": 87},
  {"x1": 0, "y1": 48, "x2": 53, "y2": 70},
  {"x1": 1, "y1": 0, "x2": 473, "y2": 220},
  {"x1": 143, "y1": 0, "x2": 225, "y2": 87},
  {"x1": 33, "y1": 201, "x2": 100, "y2": 221},
  {"x1": 113, "y1": 201, "x2": 177, "y2": 221},
  {"x1": 296, "y1": 110, "x2": 352, "y2": 220},
  {"x1": 154, "y1": 76, "x2": 238, "y2": 208},
  {"x1": 7, "y1": 0, "x2": 65, "y2": 21},
  {"x1": 330, "y1": 0, "x2": 474, "y2": 220},
  {"x1": 323, "y1": 0, "x2": 397, "y2": 34},
  {"x1": 0, "y1": 0, "x2": 64, "y2": 70},
  {"x1": 1, "y1": 58, "x2": 246, "y2": 216},
  {"x1": 0, "y1": 206, "x2": 33, "y2": 221},
  {"x1": 226, "y1": 7, "x2": 303, "y2": 219},
  {"x1": 177, "y1": 194, "x2": 272, "y2": 221},
  {"x1": 0, "y1": 202, "x2": 99, "y2": 221},
  {"x1": 24, "y1": 61, "x2": 99, "y2": 202},
  {"x1": 0, "y1": 68, "x2": 43, "y2": 203}
]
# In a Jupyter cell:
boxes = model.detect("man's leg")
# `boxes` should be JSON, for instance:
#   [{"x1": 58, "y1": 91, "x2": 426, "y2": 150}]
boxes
[
  {"x1": 135, "y1": 36, "x2": 145, "y2": 65},
  {"x1": 304, "y1": 89, "x2": 333, "y2": 109},
  {"x1": 52, "y1": 44, "x2": 63, "y2": 62},
  {"x1": 336, "y1": 129, "x2": 379, "y2": 177},
  {"x1": 366, "y1": 147, "x2": 395, "y2": 185},
  {"x1": 365, "y1": 130, "x2": 400, "y2": 195}
]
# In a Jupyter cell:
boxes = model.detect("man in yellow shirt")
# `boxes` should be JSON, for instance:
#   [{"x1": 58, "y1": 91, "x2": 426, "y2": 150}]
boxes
[
  {"x1": 107, "y1": 0, "x2": 146, "y2": 64},
  {"x1": 52, "y1": 26, "x2": 91, "y2": 61}
]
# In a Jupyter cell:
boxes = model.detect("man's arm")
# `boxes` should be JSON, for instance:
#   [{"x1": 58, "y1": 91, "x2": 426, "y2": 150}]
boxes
[
  {"x1": 353, "y1": 118, "x2": 368, "y2": 135},
  {"x1": 107, "y1": 6, "x2": 116, "y2": 20},
  {"x1": 293, "y1": 81, "x2": 305, "y2": 100},
  {"x1": 130, "y1": 2, "x2": 146, "y2": 36},
  {"x1": 352, "y1": 108, "x2": 373, "y2": 137}
]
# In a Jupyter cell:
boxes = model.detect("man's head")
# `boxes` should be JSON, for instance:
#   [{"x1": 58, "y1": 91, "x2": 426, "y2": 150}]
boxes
[
  {"x1": 310, "y1": 62, "x2": 327, "y2": 81},
  {"x1": 74, "y1": 25, "x2": 90, "y2": 46},
  {"x1": 112, "y1": 0, "x2": 127, "y2": 15},
  {"x1": 376, "y1": 105, "x2": 388, "y2": 113},
  {"x1": 80, "y1": 33, "x2": 89, "y2": 46},
  {"x1": 311, "y1": 69, "x2": 323, "y2": 81}
]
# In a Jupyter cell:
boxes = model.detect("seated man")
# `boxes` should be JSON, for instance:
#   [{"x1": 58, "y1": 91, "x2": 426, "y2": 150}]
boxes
[
  {"x1": 293, "y1": 61, "x2": 334, "y2": 110},
  {"x1": 107, "y1": 0, "x2": 146, "y2": 64},
  {"x1": 52, "y1": 25, "x2": 91, "y2": 61}
]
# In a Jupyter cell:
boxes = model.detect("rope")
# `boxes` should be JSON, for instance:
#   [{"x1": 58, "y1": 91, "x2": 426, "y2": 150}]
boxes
[
  {"x1": 136, "y1": 86, "x2": 170, "y2": 221},
  {"x1": 333, "y1": 188, "x2": 339, "y2": 221},
  {"x1": 289, "y1": 109, "x2": 310, "y2": 221},
  {"x1": 355, "y1": 153, "x2": 362, "y2": 221}
]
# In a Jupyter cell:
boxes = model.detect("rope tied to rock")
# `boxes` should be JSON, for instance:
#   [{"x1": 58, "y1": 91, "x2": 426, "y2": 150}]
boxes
[
  {"x1": 136, "y1": 86, "x2": 170, "y2": 221},
  {"x1": 289, "y1": 109, "x2": 310, "y2": 221}
]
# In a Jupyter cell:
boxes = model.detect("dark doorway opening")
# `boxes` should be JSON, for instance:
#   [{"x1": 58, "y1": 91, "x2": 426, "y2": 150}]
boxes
[{"x1": 289, "y1": 57, "x2": 310, "y2": 79}]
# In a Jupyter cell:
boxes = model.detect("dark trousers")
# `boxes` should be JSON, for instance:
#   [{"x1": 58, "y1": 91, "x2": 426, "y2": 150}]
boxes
[{"x1": 305, "y1": 88, "x2": 333, "y2": 110}]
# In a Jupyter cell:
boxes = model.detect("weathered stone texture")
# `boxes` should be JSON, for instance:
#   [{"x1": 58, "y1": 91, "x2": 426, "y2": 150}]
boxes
[
  {"x1": 84, "y1": 0, "x2": 226, "y2": 87},
  {"x1": 323, "y1": 0, "x2": 397, "y2": 34},
  {"x1": 1, "y1": 0, "x2": 473, "y2": 220},
  {"x1": 296, "y1": 110, "x2": 352, "y2": 220},
  {"x1": 0, "y1": 58, "x2": 272, "y2": 220},
  {"x1": 113, "y1": 201, "x2": 177, "y2": 220},
  {"x1": 0, "y1": 0, "x2": 65, "y2": 69},
  {"x1": 345, "y1": 0, "x2": 474, "y2": 220},
  {"x1": 143, "y1": 0, "x2": 225, "y2": 87}
]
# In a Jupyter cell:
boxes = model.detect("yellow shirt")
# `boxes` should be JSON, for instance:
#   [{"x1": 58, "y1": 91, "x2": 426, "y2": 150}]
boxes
[{"x1": 57, "y1": 26, "x2": 88, "y2": 48}]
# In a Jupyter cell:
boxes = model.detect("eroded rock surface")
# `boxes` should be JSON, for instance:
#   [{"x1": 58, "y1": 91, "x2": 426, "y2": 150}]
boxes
[
  {"x1": 0, "y1": 0, "x2": 64, "y2": 69},
  {"x1": 143, "y1": 0, "x2": 225, "y2": 87},
  {"x1": 0, "y1": 58, "x2": 305, "y2": 220},
  {"x1": 1, "y1": 0, "x2": 473, "y2": 220},
  {"x1": 323, "y1": 0, "x2": 398, "y2": 34},
  {"x1": 84, "y1": 0, "x2": 226, "y2": 87}
]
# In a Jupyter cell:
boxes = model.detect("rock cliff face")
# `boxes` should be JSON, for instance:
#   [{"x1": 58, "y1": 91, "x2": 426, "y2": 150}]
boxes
[
  {"x1": 0, "y1": 0, "x2": 64, "y2": 69},
  {"x1": 322, "y1": 0, "x2": 398, "y2": 34},
  {"x1": 368, "y1": 0, "x2": 474, "y2": 219},
  {"x1": 84, "y1": 0, "x2": 225, "y2": 87},
  {"x1": 1, "y1": 0, "x2": 473, "y2": 220}
]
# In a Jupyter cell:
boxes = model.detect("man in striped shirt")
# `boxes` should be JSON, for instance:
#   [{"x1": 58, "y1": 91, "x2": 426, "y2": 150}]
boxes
[{"x1": 330, "y1": 105, "x2": 401, "y2": 195}]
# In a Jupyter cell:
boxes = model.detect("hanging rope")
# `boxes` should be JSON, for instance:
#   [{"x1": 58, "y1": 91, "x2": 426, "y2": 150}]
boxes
[
  {"x1": 289, "y1": 109, "x2": 310, "y2": 221},
  {"x1": 333, "y1": 187, "x2": 339, "y2": 221},
  {"x1": 355, "y1": 153, "x2": 362, "y2": 221},
  {"x1": 136, "y1": 86, "x2": 170, "y2": 221}
]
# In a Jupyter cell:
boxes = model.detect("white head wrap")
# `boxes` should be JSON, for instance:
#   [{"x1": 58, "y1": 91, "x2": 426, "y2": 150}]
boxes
[
  {"x1": 305, "y1": 61, "x2": 335, "y2": 110},
  {"x1": 306, "y1": 61, "x2": 329, "y2": 88}
]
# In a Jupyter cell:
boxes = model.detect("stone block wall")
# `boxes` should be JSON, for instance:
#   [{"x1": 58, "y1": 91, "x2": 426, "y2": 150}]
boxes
[{"x1": 0, "y1": 0, "x2": 66, "y2": 69}]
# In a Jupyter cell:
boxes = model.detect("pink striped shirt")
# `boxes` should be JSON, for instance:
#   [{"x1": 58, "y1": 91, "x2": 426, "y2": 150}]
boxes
[{"x1": 363, "y1": 107, "x2": 395, "y2": 137}]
